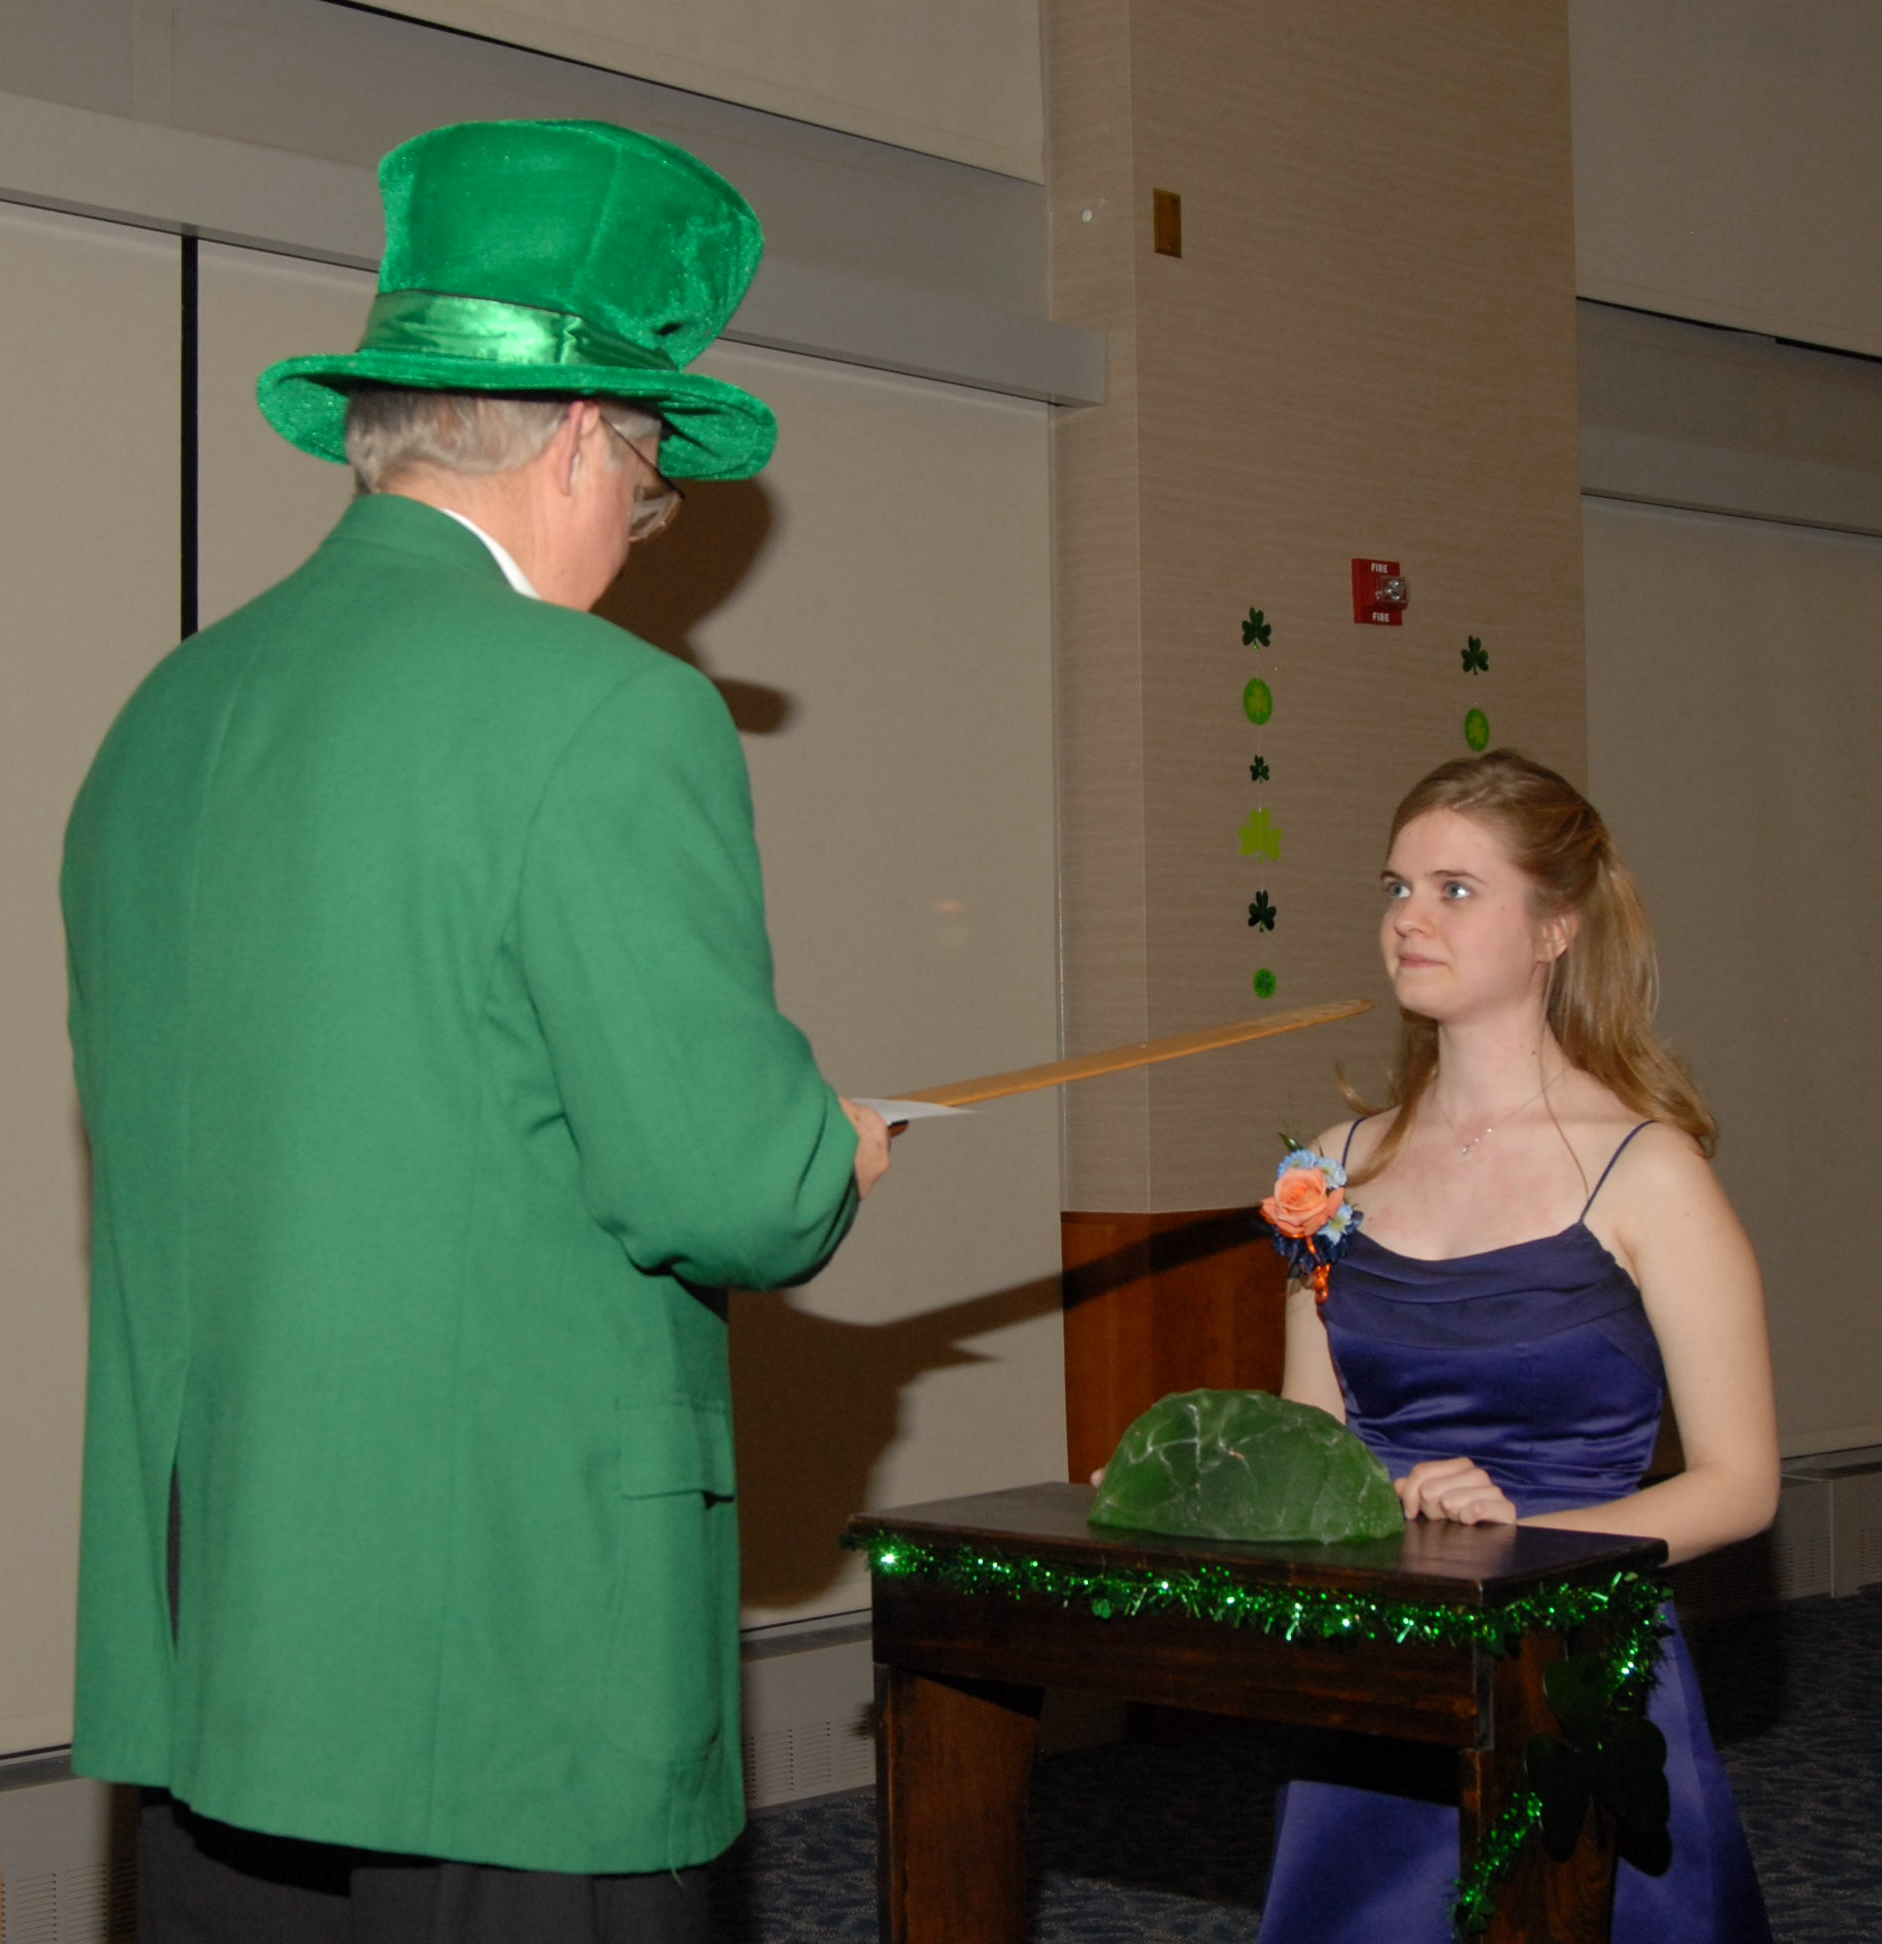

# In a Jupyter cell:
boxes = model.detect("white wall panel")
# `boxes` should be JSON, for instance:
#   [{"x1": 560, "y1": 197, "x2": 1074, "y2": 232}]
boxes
[
  {"x1": 0, "y1": 203, "x2": 178, "y2": 1756},
  {"x1": 1585, "y1": 497, "x2": 1882, "y2": 1457}
]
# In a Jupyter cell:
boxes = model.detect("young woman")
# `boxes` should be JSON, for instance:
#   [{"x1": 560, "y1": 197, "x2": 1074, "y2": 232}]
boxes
[{"x1": 1260, "y1": 750, "x2": 1777, "y2": 1944}]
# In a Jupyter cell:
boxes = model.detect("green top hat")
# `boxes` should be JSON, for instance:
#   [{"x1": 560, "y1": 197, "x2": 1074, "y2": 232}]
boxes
[{"x1": 257, "y1": 119, "x2": 775, "y2": 481}]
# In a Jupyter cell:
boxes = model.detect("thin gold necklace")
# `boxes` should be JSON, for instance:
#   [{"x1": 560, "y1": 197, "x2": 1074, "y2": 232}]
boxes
[{"x1": 1432, "y1": 1078, "x2": 1551, "y2": 1159}]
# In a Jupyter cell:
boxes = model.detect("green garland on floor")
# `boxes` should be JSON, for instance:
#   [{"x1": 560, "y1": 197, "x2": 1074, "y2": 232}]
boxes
[{"x1": 845, "y1": 1530, "x2": 1668, "y2": 1937}]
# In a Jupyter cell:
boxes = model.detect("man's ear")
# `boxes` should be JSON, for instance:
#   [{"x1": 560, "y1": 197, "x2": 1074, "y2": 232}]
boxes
[{"x1": 549, "y1": 400, "x2": 597, "y2": 497}]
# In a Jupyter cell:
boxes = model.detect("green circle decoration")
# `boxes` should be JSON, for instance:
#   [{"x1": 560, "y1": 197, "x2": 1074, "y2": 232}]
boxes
[
  {"x1": 1242, "y1": 678, "x2": 1274, "y2": 725},
  {"x1": 1253, "y1": 967, "x2": 1277, "y2": 999},
  {"x1": 1464, "y1": 707, "x2": 1490, "y2": 752}
]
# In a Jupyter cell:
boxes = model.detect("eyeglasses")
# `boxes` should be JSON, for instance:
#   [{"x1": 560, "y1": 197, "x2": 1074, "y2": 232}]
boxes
[{"x1": 600, "y1": 416, "x2": 685, "y2": 542}]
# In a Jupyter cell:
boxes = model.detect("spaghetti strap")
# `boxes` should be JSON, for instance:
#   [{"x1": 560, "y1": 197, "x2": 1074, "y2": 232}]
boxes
[
  {"x1": 1581, "y1": 1120, "x2": 1654, "y2": 1219},
  {"x1": 1340, "y1": 1117, "x2": 1371, "y2": 1168}
]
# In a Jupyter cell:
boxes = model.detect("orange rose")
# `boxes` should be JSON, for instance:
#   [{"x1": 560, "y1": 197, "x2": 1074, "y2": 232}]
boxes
[{"x1": 1261, "y1": 1166, "x2": 1343, "y2": 1239}]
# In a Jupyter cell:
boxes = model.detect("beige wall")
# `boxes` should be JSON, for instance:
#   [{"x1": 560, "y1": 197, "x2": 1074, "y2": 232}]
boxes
[
  {"x1": 1571, "y1": 0, "x2": 1882, "y2": 358},
  {"x1": 371, "y1": 0, "x2": 1046, "y2": 181},
  {"x1": 1585, "y1": 498, "x2": 1882, "y2": 1457},
  {"x1": 196, "y1": 245, "x2": 367, "y2": 624},
  {"x1": 1049, "y1": 0, "x2": 1587, "y2": 1211},
  {"x1": 611, "y1": 343, "x2": 1065, "y2": 1624},
  {"x1": 1572, "y1": 1, "x2": 1882, "y2": 1461},
  {"x1": 1, "y1": 0, "x2": 1050, "y2": 316}
]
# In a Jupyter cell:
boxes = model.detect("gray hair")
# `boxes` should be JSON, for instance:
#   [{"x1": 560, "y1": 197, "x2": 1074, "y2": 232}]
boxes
[{"x1": 344, "y1": 388, "x2": 662, "y2": 492}]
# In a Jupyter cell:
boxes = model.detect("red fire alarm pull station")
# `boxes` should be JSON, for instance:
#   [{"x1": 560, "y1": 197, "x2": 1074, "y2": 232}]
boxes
[{"x1": 1351, "y1": 558, "x2": 1409, "y2": 626}]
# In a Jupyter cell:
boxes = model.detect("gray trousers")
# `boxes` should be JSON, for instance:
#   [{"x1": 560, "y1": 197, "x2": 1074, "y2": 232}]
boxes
[{"x1": 137, "y1": 1794, "x2": 710, "y2": 1944}]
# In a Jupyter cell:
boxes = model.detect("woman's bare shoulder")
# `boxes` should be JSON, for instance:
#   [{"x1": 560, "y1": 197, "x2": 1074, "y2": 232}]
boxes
[
  {"x1": 1585, "y1": 1113, "x2": 1732, "y2": 1245},
  {"x1": 1601, "y1": 1117, "x2": 1715, "y2": 1194},
  {"x1": 1551, "y1": 1073, "x2": 1694, "y2": 1171},
  {"x1": 1314, "y1": 1109, "x2": 1398, "y2": 1171}
]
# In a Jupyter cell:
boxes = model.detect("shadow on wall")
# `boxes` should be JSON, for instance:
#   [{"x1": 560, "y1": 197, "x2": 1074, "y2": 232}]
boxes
[
  {"x1": 730, "y1": 1215, "x2": 1288, "y2": 1609},
  {"x1": 730, "y1": 1274, "x2": 1064, "y2": 1609},
  {"x1": 593, "y1": 476, "x2": 794, "y2": 734}
]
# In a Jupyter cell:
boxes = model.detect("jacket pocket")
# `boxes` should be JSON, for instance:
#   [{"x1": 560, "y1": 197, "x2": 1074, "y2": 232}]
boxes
[{"x1": 618, "y1": 1397, "x2": 736, "y2": 1500}]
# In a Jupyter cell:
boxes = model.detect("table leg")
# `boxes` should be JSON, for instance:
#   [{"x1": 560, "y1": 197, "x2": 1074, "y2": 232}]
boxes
[
  {"x1": 1460, "y1": 1630, "x2": 1618, "y2": 1944},
  {"x1": 875, "y1": 1664, "x2": 1043, "y2": 1944}
]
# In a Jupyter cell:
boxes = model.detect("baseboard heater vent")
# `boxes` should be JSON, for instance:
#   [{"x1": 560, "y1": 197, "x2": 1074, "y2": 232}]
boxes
[
  {"x1": 0, "y1": 1774, "x2": 135, "y2": 1944},
  {"x1": 738, "y1": 1615, "x2": 874, "y2": 1811},
  {"x1": 1776, "y1": 1446, "x2": 1882, "y2": 1597}
]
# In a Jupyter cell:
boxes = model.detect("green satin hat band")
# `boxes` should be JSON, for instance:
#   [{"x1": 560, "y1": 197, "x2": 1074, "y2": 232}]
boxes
[
  {"x1": 254, "y1": 321, "x2": 776, "y2": 479},
  {"x1": 361, "y1": 290, "x2": 679, "y2": 379}
]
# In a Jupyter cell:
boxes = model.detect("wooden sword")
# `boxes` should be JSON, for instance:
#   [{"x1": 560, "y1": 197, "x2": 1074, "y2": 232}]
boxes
[{"x1": 892, "y1": 998, "x2": 1372, "y2": 1108}]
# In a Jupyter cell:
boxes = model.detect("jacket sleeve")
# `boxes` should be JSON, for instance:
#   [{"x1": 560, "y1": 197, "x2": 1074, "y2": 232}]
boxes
[{"x1": 516, "y1": 655, "x2": 859, "y2": 1290}]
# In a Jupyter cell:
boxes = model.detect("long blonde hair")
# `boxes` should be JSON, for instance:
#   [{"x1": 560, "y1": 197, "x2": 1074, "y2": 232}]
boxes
[{"x1": 1349, "y1": 749, "x2": 1715, "y2": 1181}]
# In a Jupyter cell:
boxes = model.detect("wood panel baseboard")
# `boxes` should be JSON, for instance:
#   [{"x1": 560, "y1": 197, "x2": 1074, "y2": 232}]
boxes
[{"x1": 1060, "y1": 1207, "x2": 1287, "y2": 1483}]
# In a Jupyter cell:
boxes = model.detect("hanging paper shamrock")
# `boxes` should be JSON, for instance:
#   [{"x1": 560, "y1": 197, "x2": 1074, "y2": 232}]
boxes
[
  {"x1": 1242, "y1": 607, "x2": 1272, "y2": 648},
  {"x1": 1248, "y1": 891, "x2": 1276, "y2": 931},
  {"x1": 1462, "y1": 635, "x2": 1490, "y2": 674},
  {"x1": 1239, "y1": 806, "x2": 1283, "y2": 861},
  {"x1": 1249, "y1": 755, "x2": 1270, "y2": 783}
]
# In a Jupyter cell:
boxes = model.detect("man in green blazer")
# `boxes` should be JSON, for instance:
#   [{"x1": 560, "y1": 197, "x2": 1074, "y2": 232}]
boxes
[{"x1": 62, "y1": 120, "x2": 890, "y2": 1942}]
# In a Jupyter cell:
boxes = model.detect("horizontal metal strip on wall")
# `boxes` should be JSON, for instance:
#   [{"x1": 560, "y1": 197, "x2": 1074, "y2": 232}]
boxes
[
  {"x1": 0, "y1": 90, "x2": 1103, "y2": 407},
  {"x1": 1579, "y1": 299, "x2": 1882, "y2": 537}
]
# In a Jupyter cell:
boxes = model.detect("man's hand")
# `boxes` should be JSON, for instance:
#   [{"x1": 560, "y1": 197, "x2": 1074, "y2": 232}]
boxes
[
  {"x1": 840, "y1": 1099, "x2": 894, "y2": 1200},
  {"x1": 1395, "y1": 1457, "x2": 1517, "y2": 1526}
]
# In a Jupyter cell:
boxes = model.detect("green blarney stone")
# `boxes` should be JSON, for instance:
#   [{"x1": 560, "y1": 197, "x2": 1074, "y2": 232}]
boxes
[{"x1": 1089, "y1": 1389, "x2": 1403, "y2": 1544}]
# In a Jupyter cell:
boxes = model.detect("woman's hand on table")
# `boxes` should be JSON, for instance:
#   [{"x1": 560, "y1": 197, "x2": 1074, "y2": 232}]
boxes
[{"x1": 1396, "y1": 1457, "x2": 1517, "y2": 1527}]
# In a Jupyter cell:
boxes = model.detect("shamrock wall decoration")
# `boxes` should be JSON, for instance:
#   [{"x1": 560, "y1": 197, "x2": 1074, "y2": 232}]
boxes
[
  {"x1": 1526, "y1": 1652, "x2": 1670, "y2": 1864},
  {"x1": 1248, "y1": 891, "x2": 1277, "y2": 931},
  {"x1": 1462, "y1": 635, "x2": 1490, "y2": 674},
  {"x1": 1239, "y1": 806, "x2": 1283, "y2": 861},
  {"x1": 1242, "y1": 607, "x2": 1273, "y2": 648},
  {"x1": 1249, "y1": 755, "x2": 1269, "y2": 783}
]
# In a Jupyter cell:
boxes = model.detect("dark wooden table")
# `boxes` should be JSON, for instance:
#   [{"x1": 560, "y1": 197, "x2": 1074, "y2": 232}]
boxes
[{"x1": 848, "y1": 1482, "x2": 1666, "y2": 1944}]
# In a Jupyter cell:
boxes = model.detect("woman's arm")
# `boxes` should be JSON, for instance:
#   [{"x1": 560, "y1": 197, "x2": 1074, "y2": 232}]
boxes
[
  {"x1": 1278, "y1": 1120, "x2": 1357, "y2": 1420},
  {"x1": 1282, "y1": 1280, "x2": 1348, "y2": 1419},
  {"x1": 1515, "y1": 1128, "x2": 1779, "y2": 1565}
]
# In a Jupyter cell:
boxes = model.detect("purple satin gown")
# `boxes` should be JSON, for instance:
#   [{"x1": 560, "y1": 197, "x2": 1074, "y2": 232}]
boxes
[{"x1": 1258, "y1": 1125, "x2": 1773, "y2": 1943}]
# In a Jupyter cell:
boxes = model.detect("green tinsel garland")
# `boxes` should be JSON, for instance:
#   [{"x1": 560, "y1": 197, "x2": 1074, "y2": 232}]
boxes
[
  {"x1": 1451, "y1": 1792, "x2": 1546, "y2": 1934},
  {"x1": 846, "y1": 1530, "x2": 1668, "y2": 1938}
]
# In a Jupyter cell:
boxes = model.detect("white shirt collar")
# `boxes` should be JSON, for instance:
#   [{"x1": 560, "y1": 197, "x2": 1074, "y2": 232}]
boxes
[{"x1": 434, "y1": 507, "x2": 541, "y2": 600}]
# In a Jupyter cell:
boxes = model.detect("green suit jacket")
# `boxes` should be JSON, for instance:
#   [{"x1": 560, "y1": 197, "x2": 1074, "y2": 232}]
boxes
[{"x1": 61, "y1": 493, "x2": 859, "y2": 1872}]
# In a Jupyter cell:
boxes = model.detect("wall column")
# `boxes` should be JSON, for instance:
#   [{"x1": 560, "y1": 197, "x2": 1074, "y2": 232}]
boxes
[{"x1": 1045, "y1": 0, "x2": 1586, "y2": 1462}]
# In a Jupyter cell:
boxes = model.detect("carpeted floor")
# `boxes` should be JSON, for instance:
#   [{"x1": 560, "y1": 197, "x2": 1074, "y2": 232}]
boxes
[{"x1": 708, "y1": 1583, "x2": 1882, "y2": 1942}]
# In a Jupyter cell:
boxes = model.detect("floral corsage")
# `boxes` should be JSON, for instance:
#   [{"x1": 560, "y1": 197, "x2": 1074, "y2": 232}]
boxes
[{"x1": 1257, "y1": 1139, "x2": 1363, "y2": 1306}]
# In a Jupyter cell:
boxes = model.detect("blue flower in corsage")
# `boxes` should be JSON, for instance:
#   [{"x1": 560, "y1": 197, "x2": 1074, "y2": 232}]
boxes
[{"x1": 1257, "y1": 1139, "x2": 1364, "y2": 1306}]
